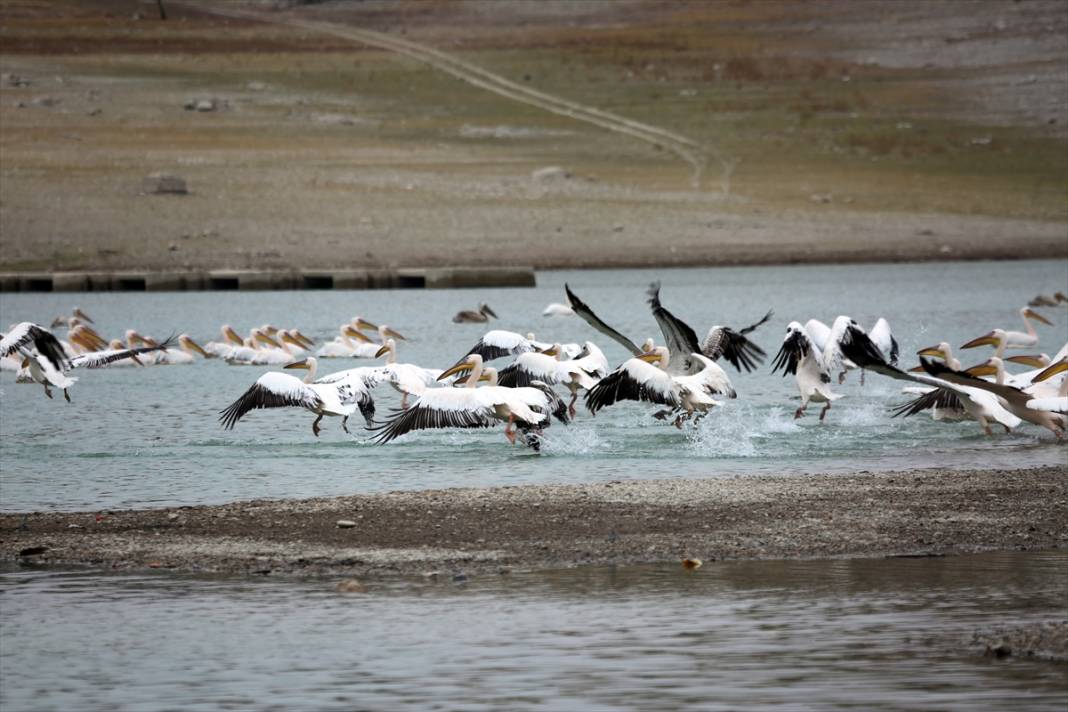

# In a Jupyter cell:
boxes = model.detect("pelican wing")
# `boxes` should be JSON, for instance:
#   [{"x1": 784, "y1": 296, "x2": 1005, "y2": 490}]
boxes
[
  {"x1": 890, "y1": 388, "x2": 963, "y2": 418},
  {"x1": 676, "y1": 354, "x2": 736, "y2": 398},
  {"x1": 371, "y1": 388, "x2": 501, "y2": 443},
  {"x1": 219, "y1": 372, "x2": 322, "y2": 429},
  {"x1": 646, "y1": 281, "x2": 701, "y2": 358},
  {"x1": 1, "y1": 322, "x2": 69, "y2": 372},
  {"x1": 919, "y1": 359, "x2": 1031, "y2": 405},
  {"x1": 771, "y1": 324, "x2": 816, "y2": 378},
  {"x1": 585, "y1": 358, "x2": 679, "y2": 414},
  {"x1": 461, "y1": 330, "x2": 534, "y2": 363},
  {"x1": 1026, "y1": 396, "x2": 1068, "y2": 413},
  {"x1": 498, "y1": 353, "x2": 562, "y2": 388},
  {"x1": 565, "y1": 284, "x2": 642, "y2": 357},
  {"x1": 869, "y1": 318, "x2": 899, "y2": 366},
  {"x1": 69, "y1": 337, "x2": 175, "y2": 369}
]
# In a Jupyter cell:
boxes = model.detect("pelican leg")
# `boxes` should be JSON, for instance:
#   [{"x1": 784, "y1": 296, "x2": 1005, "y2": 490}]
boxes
[
  {"x1": 860, "y1": 369, "x2": 866, "y2": 386},
  {"x1": 341, "y1": 416, "x2": 351, "y2": 435},
  {"x1": 312, "y1": 414, "x2": 323, "y2": 437},
  {"x1": 43, "y1": 385, "x2": 53, "y2": 399},
  {"x1": 567, "y1": 393, "x2": 578, "y2": 419},
  {"x1": 819, "y1": 402, "x2": 831, "y2": 422},
  {"x1": 673, "y1": 414, "x2": 685, "y2": 429},
  {"x1": 692, "y1": 411, "x2": 708, "y2": 425},
  {"x1": 794, "y1": 405, "x2": 805, "y2": 419},
  {"x1": 653, "y1": 409, "x2": 673, "y2": 421},
  {"x1": 504, "y1": 415, "x2": 516, "y2": 445},
  {"x1": 838, "y1": 371, "x2": 847, "y2": 385},
  {"x1": 401, "y1": 393, "x2": 409, "y2": 410},
  {"x1": 978, "y1": 416, "x2": 992, "y2": 437},
  {"x1": 63, "y1": 389, "x2": 71, "y2": 403},
  {"x1": 1003, "y1": 424, "x2": 1012, "y2": 434}
]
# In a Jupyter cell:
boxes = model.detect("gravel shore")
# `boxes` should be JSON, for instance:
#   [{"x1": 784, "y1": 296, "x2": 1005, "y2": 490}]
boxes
[{"x1": 3, "y1": 465, "x2": 1065, "y2": 579}]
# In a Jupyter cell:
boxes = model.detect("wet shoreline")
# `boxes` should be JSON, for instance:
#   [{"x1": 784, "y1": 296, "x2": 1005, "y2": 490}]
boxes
[{"x1": 3, "y1": 465, "x2": 1065, "y2": 578}]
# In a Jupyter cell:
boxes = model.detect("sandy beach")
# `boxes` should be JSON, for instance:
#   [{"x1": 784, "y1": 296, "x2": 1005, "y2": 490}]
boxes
[{"x1": 4, "y1": 465, "x2": 1065, "y2": 578}]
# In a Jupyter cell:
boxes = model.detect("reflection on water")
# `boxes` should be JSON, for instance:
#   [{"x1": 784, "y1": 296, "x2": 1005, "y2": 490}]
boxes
[
  {"x1": 2, "y1": 260, "x2": 1067, "y2": 512},
  {"x1": 1, "y1": 551, "x2": 1065, "y2": 711}
]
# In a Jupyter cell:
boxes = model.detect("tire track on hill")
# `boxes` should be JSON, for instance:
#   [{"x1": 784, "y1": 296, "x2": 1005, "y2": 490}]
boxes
[{"x1": 192, "y1": 3, "x2": 719, "y2": 189}]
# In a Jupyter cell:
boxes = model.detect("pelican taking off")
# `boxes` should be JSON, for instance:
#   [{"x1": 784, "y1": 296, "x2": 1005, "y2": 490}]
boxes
[{"x1": 771, "y1": 322, "x2": 842, "y2": 421}]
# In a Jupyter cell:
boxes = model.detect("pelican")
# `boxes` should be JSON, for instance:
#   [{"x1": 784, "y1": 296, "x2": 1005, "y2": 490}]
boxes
[
  {"x1": 317, "y1": 324, "x2": 378, "y2": 358},
  {"x1": 453, "y1": 303, "x2": 498, "y2": 323},
  {"x1": 294, "y1": 357, "x2": 382, "y2": 430},
  {"x1": 1025, "y1": 359, "x2": 1068, "y2": 414},
  {"x1": 374, "y1": 338, "x2": 443, "y2": 409},
  {"x1": 771, "y1": 322, "x2": 843, "y2": 421},
  {"x1": 962, "y1": 307, "x2": 1053, "y2": 350},
  {"x1": 457, "y1": 329, "x2": 539, "y2": 364},
  {"x1": 542, "y1": 302, "x2": 574, "y2": 317},
  {"x1": 372, "y1": 354, "x2": 567, "y2": 448},
  {"x1": 665, "y1": 354, "x2": 735, "y2": 427},
  {"x1": 50, "y1": 307, "x2": 94, "y2": 328},
  {"x1": 219, "y1": 357, "x2": 356, "y2": 437},
  {"x1": 839, "y1": 326, "x2": 1021, "y2": 436},
  {"x1": 205, "y1": 325, "x2": 247, "y2": 357},
  {"x1": 1028, "y1": 292, "x2": 1067, "y2": 308},
  {"x1": 585, "y1": 347, "x2": 681, "y2": 419},
  {"x1": 5, "y1": 325, "x2": 171, "y2": 401},
  {"x1": 924, "y1": 356, "x2": 1065, "y2": 438},
  {"x1": 497, "y1": 342, "x2": 605, "y2": 417}
]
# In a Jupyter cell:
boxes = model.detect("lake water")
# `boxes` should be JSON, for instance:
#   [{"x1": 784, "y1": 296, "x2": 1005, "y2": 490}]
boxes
[
  {"x1": 2, "y1": 259, "x2": 1067, "y2": 512},
  {"x1": 1, "y1": 551, "x2": 1065, "y2": 711}
]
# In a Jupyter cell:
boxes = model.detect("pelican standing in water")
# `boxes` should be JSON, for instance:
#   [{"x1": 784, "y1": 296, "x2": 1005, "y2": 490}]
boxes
[
  {"x1": 453, "y1": 303, "x2": 498, "y2": 323},
  {"x1": 219, "y1": 357, "x2": 356, "y2": 437},
  {"x1": 771, "y1": 322, "x2": 842, "y2": 421}
]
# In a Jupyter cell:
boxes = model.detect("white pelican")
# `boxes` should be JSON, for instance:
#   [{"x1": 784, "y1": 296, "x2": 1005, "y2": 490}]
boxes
[
  {"x1": 925, "y1": 356, "x2": 1065, "y2": 438},
  {"x1": 542, "y1": 302, "x2": 574, "y2": 317},
  {"x1": 839, "y1": 326, "x2": 1021, "y2": 436},
  {"x1": 457, "y1": 329, "x2": 539, "y2": 363},
  {"x1": 452, "y1": 303, "x2": 497, "y2": 323},
  {"x1": 586, "y1": 347, "x2": 678, "y2": 416},
  {"x1": 1025, "y1": 359, "x2": 1068, "y2": 414},
  {"x1": 317, "y1": 324, "x2": 378, "y2": 358},
  {"x1": 219, "y1": 358, "x2": 356, "y2": 437},
  {"x1": 374, "y1": 338, "x2": 442, "y2": 409},
  {"x1": 50, "y1": 307, "x2": 95, "y2": 328},
  {"x1": 667, "y1": 354, "x2": 734, "y2": 427},
  {"x1": 205, "y1": 325, "x2": 247, "y2": 357},
  {"x1": 307, "y1": 361, "x2": 387, "y2": 428},
  {"x1": 496, "y1": 342, "x2": 603, "y2": 417},
  {"x1": 372, "y1": 354, "x2": 567, "y2": 448},
  {"x1": 962, "y1": 307, "x2": 1053, "y2": 350},
  {"x1": 2, "y1": 323, "x2": 71, "y2": 376},
  {"x1": 771, "y1": 322, "x2": 842, "y2": 421}
]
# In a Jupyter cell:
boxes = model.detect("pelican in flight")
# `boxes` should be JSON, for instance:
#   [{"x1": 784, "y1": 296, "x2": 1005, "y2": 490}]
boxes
[
  {"x1": 219, "y1": 358, "x2": 356, "y2": 437},
  {"x1": 497, "y1": 341, "x2": 608, "y2": 417},
  {"x1": 962, "y1": 307, "x2": 1053, "y2": 350},
  {"x1": 585, "y1": 346, "x2": 733, "y2": 427},
  {"x1": 771, "y1": 322, "x2": 842, "y2": 421},
  {"x1": 839, "y1": 326, "x2": 1021, "y2": 436},
  {"x1": 372, "y1": 354, "x2": 568, "y2": 449},
  {"x1": 457, "y1": 329, "x2": 540, "y2": 364},
  {"x1": 453, "y1": 303, "x2": 498, "y2": 323}
]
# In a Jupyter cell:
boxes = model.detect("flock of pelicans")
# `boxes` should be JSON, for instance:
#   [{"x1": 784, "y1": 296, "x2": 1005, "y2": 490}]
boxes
[{"x1": 2, "y1": 286, "x2": 1066, "y2": 451}]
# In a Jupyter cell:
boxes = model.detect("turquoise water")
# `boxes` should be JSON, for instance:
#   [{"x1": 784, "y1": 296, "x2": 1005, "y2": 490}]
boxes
[
  {"x1": 2, "y1": 260, "x2": 1066, "y2": 512},
  {"x1": 2, "y1": 551, "x2": 1065, "y2": 711}
]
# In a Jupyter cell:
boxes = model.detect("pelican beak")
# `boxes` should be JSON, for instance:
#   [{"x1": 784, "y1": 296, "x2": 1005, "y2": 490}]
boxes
[
  {"x1": 343, "y1": 326, "x2": 372, "y2": 343},
  {"x1": 916, "y1": 346, "x2": 944, "y2": 358},
  {"x1": 73, "y1": 308, "x2": 94, "y2": 324},
  {"x1": 477, "y1": 371, "x2": 494, "y2": 382},
  {"x1": 184, "y1": 337, "x2": 212, "y2": 358},
  {"x1": 482, "y1": 305, "x2": 498, "y2": 319},
  {"x1": 281, "y1": 332, "x2": 302, "y2": 347},
  {"x1": 638, "y1": 351, "x2": 661, "y2": 363},
  {"x1": 21, "y1": 357, "x2": 30, "y2": 368},
  {"x1": 964, "y1": 363, "x2": 997, "y2": 377},
  {"x1": 50, "y1": 316, "x2": 65, "y2": 328},
  {"x1": 907, "y1": 364, "x2": 926, "y2": 372},
  {"x1": 1033, "y1": 359, "x2": 1068, "y2": 382},
  {"x1": 1024, "y1": 308, "x2": 1053, "y2": 325},
  {"x1": 383, "y1": 327, "x2": 407, "y2": 341},
  {"x1": 225, "y1": 327, "x2": 244, "y2": 345},
  {"x1": 1004, "y1": 354, "x2": 1046, "y2": 368},
  {"x1": 293, "y1": 330, "x2": 315, "y2": 347},
  {"x1": 374, "y1": 344, "x2": 390, "y2": 358},
  {"x1": 961, "y1": 332, "x2": 998, "y2": 349},
  {"x1": 355, "y1": 318, "x2": 378, "y2": 332},
  {"x1": 540, "y1": 346, "x2": 559, "y2": 356},
  {"x1": 256, "y1": 333, "x2": 282, "y2": 349},
  {"x1": 437, "y1": 362, "x2": 472, "y2": 380},
  {"x1": 284, "y1": 359, "x2": 309, "y2": 370}
]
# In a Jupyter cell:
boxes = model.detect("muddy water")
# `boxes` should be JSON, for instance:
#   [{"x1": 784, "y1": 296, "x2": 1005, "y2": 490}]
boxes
[{"x1": 2, "y1": 551, "x2": 1065, "y2": 711}]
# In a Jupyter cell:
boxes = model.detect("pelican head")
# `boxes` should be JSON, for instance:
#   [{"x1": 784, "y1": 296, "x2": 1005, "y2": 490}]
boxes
[
  {"x1": 374, "y1": 338, "x2": 396, "y2": 359},
  {"x1": 279, "y1": 330, "x2": 305, "y2": 349},
  {"x1": 439, "y1": 354, "x2": 482, "y2": 380},
  {"x1": 284, "y1": 358, "x2": 310, "y2": 370},
  {"x1": 73, "y1": 307, "x2": 94, "y2": 324},
  {"x1": 222, "y1": 324, "x2": 244, "y2": 345},
  {"x1": 916, "y1": 343, "x2": 951, "y2": 360},
  {"x1": 352, "y1": 317, "x2": 378, "y2": 332},
  {"x1": 539, "y1": 343, "x2": 561, "y2": 357},
  {"x1": 253, "y1": 328, "x2": 282, "y2": 349},
  {"x1": 261, "y1": 324, "x2": 280, "y2": 336},
  {"x1": 638, "y1": 346, "x2": 669, "y2": 367},
  {"x1": 1004, "y1": 353, "x2": 1050, "y2": 368},
  {"x1": 125, "y1": 329, "x2": 144, "y2": 346},
  {"x1": 964, "y1": 357, "x2": 1001, "y2": 378},
  {"x1": 961, "y1": 329, "x2": 1005, "y2": 350},
  {"x1": 379, "y1": 324, "x2": 406, "y2": 341},
  {"x1": 291, "y1": 329, "x2": 315, "y2": 347},
  {"x1": 179, "y1": 334, "x2": 212, "y2": 358},
  {"x1": 344, "y1": 325, "x2": 374, "y2": 343},
  {"x1": 640, "y1": 338, "x2": 655, "y2": 352},
  {"x1": 1032, "y1": 358, "x2": 1068, "y2": 382},
  {"x1": 479, "y1": 303, "x2": 498, "y2": 319},
  {"x1": 1022, "y1": 307, "x2": 1053, "y2": 326}
]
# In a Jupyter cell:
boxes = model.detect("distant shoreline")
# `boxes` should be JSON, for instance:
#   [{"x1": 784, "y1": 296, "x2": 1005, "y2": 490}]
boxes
[{"x1": 3, "y1": 465, "x2": 1064, "y2": 579}]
